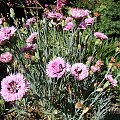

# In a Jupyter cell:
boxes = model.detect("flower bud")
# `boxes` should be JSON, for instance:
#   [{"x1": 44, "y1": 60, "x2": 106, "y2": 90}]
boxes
[
  {"x1": 10, "y1": 8, "x2": 15, "y2": 18},
  {"x1": 95, "y1": 39, "x2": 102, "y2": 45}
]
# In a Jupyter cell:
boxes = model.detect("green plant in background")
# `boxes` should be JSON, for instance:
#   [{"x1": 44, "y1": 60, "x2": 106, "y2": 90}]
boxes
[
  {"x1": 94, "y1": 0, "x2": 120, "y2": 38},
  {"x1": 69, "y1": 0, "x2": 120, "y2": 39}
]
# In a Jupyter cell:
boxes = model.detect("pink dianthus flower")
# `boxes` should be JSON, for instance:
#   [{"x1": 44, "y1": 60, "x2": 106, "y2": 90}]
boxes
[
  {"x1": 85, "y1": 17, "x2": 94, "y2": 25},
  {"x1": 69, "y1": 8, "x2": 90, "y2": 19},
  {"x1": 105, "y1": 74, "x2": 117, "y2": 86},
  {"x1": 0, "y1": 26, "x2": 16, "y2": 45},
  {"x1": 0, "y1": 26, "x2": 16, "y2": 37},
  {"x1": 96, "y1": 60, "x2": 104, "y2": 67},
  {"x1": 57, "y1": 0, "x2": 67, "y2": 10},
  {"x1": 46, "y1": 57, "x2": 69, "y2": 79},
  {"x1": 65, "y1": 17, "x2": 73, "y2": 24},
  {"x1": 91, "y1": 65, "x2": 100, "y2": 73},
  {"x1": 71, "y1": 63, "x2": 89, "y2": 80},
  {"x1": 0, "y1": 52, "x2": 13, "y2": 63},
  {"x1": 26, "y1": 32, "x2": 38, "y2": 43},
  {"x1": 47, "y1": 12, "x2": 63, "y2": 19},
  {"x1": 0, "y1": 31, "x2": 9, "y2": 45},
  {"x1": 78, "y1": 22, "x2": 87, "y2": 30},
  {"x1": 94, "y1": 32, "x2": 108, "y2": 40},
  {"x1": 0, "y1": 73, "x2": 29, "y2": 102},
  {"x1": 63, "y1": 22, "x2": 74, "y2": 31},
  {"x1": 24, "y1": 17, "x2": 36, "y2": 28},
  {"x1": 90, "y1": 60, "x2": 103, "y2": 73}
]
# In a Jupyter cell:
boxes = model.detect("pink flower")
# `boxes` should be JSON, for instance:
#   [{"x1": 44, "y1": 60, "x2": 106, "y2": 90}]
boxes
[
  {"x1": 90, "y1": 60, "x2": 103, "y2": 73},
  {"x1": 24, "y1": 17, "x2": 36, "y2": 28},
  {"x1": 85, "y1": 17, "x2": 94, "y2": 25},
  {"x1": 71, "y1": 63, "x2": 89, "y2": 80},
  {"x1": 87, "y1": 56, "x2": 94, "y2": 62},
  {"x1": 47, "y1": 12, "x2": 63, "y2": 19},
  {"x1": 0, "y1": 73, "x2": 29, "y2": 102},
  {"x1": 20, "y1": 43, "x2": 36, "y2": 52},
  {"x1": 96, "y1": 60, "x2": 104, "y2": 67},
  {"x1": 0, "y1": 31, "x2": 9, "y2": 45},
  {"x1": 94, "y1": 32, "x2": 108, "y2": 40},
  {"x1": 69, "y1": 8, "x2": 90, "y2": 19},
  {"x1": 91, "y1": 65, "x2": 100, "y2": 73},
  {"x1": 26, "y1": 32, "x2": 38, "y2": 43},
  {"x1": 0, "y1": 52, "x2": 13, "y2": 63},
  {"x1": 46, "y1": 57, "x2": 68, "y2": 79},
  {"x1": 0, "y1": 26, "x2": 16, "y2": 45},
  {"x1": 105, "y1": 74, "x2": 117, "y2": 86},
  {"x1": 0, "y1": 26, "x2": 16, "y2": 37},
  {"x1": 63, "y1": 22, "x2": 74, "y2": 31},
  {"x1": 65, "y1": 17, "x2": 73, "y2": 24},
  {"x1": 78, "y1": 22, "x2": 87, "y2": 30},
  {"x1": 57, "y1": 0, "x2": 67, "y2": 10}
]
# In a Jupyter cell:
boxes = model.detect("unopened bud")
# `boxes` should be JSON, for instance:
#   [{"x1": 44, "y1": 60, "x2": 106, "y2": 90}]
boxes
[
  {"x1": 10, "y1": 8, "x2": 15, "y2": 18},
  {"x1": 95, "y1": 39, "x2": 102, "y2": 45}
]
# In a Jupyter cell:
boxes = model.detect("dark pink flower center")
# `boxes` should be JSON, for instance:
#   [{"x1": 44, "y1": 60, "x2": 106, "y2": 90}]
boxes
[
  {"x1": 52, "y1": 63, "x2": 65, "y2": 74},
  {"x1": 7, "y1": 30, "x2": 11, "y2": 34},
  {"x1": 7, "y1": 81, "x2": 21, "y2": 93},
  {"x1": 75, "y1": 68, "x2": 82, "y2": 75},
  {"x1": 57, "y1": 64, "x2": 64, "y2": 73}
]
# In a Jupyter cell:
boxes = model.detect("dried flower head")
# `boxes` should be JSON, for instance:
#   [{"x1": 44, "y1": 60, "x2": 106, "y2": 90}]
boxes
[
  {"x1": 115, "y1": 62, "x2": 120, "y2": 69},
  {"x1": 75, "y1": 102, "x2": 83, "y2": 109},
  {"x1": 110, "y1": 57, "x2": 116, "y2": 63}
]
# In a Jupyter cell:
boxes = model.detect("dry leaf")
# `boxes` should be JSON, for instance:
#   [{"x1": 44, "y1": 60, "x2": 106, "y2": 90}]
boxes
[
  {"x1": 94, "y1": 12, "x2": 100, "y2": 17},
  {"x1": 115, "y1": 62, "x2": 120, "y2": 69},
  {"x1": 110, "y1": 57, "x2": 116, "y2": 63},
  {"x1": 82, "y1": 107, "x2": 89, "y2": 114},
  {"x1": 75, "y1": 102, "x2": 83, "y2": 109},
  {"x1": 96, "y1": 88, "x2": 103, "y2": 92},
  {"x1": 108, "y1": 63, "x2": 113, "y2": 69}
]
